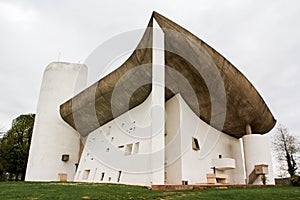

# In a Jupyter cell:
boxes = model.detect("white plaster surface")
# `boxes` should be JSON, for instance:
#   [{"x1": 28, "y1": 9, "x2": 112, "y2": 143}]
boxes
[
  {"x1": 75, "y1": 94, "x2": 248, "y2": 186},
  {"x1": 243, "y1": 134, "x2": 275, "y2": 185},
  {"x1": 25, "y1": 62, "x2": 87, "y2": 181}
]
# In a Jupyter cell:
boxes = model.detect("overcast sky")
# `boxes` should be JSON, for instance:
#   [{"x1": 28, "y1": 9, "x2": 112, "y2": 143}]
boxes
[{"x1": 0, "y1": 0, "x2": 299, "y2": 139}]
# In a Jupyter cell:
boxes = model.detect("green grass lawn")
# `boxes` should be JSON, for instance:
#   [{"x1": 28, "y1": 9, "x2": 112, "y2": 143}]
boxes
[{"x1": 0, "y1": 182, "x2": 299, "y2": 200}]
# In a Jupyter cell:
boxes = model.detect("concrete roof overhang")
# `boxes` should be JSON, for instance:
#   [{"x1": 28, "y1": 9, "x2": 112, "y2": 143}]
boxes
[{"x1": 59, "y1": 12, "x2": 276, "y2": 138}]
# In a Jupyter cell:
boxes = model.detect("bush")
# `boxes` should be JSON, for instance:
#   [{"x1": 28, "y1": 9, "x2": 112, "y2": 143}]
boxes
[
  {"x1": 0, "y1": 172, "x2": 7, "y2": 182},
  {"x1": 290, "y1": 175, "x2": 300, "y2": 186}
]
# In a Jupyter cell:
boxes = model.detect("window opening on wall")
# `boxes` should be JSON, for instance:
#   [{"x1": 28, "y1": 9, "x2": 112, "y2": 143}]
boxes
[
  {"x1": 61, "y1": 154, "x2": 69, "y2": 162},
  {"x1": 118, "y1": 145, "x2": 124, "y2": 148},
  {"x1": 100, "y1": 172, "x2": 105, "y2": 181},
  {"x1": 117, "y1": 171, "x2": 122, "y2": 182},
  {"x1": 106, "y1": 147, "x2": 110, "y2": 152},
  {"x1": 108, "y1": 177, "x2": 111, "y2": 181},
  {"x1": 106, "y1": 126, "x2": 111, "y2": 136},
  {"x1": 75, "y1": 163, "x2": 79, "y2": 171},
  {"x1": 133, "y1": 142, "x2": 140, "y2": 154},
  {"x1": 82, "y1": 169, "x2": 90, "y2": 180},
  {"x1": 125, "y1": 144, "x2": 133, "y2": 155},
  {"x1": 192, "y1": 137, "x2": 200, "y2": 151}
]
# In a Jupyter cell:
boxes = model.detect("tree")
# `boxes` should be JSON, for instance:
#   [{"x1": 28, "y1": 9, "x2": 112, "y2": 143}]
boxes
[
  {"x1": 273, "y1": 124, "x2": 300, "y2": 185},
  {"x1": 0, "y1": 114, "x2": 35, "y2": 181}
]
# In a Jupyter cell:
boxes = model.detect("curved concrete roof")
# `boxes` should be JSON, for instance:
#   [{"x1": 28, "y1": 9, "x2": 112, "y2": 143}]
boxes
[{"x1": 60, "y1": 12, "x2": 276, "y2": 138}]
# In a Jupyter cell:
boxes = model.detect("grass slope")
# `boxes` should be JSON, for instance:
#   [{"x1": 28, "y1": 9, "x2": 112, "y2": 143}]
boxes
[{"x1": 0, "y1": 182, "x2": 299, "y2": 200}]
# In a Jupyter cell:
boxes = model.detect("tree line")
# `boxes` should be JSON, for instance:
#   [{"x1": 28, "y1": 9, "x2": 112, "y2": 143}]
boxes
[{"x1": 0, "y1": 114, "x2": 35, "y2": 181}]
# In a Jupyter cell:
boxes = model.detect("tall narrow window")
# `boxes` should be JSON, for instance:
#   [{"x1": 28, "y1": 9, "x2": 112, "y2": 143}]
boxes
[
  {"x1": 125, "y1": 144, "x2": 133, "y2": 155},
  {"x1": 100, "y1": 172, "x2": 105, "y2": 181},
  {"x1": 192, "y1": 137, "x2": 200, "y2": 151},
  {"x1": 133, "y1": 142, "x2": 139, "y2": 154},
  {"x1": 106, "y1": 126, "x2": 111, "y2": 136},
  {"x1": 117, "y1": 171, "x2": 122, "y2": 182}
]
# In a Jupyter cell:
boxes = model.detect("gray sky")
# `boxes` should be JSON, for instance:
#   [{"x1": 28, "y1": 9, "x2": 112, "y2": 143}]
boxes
[{"x1": 0, "y1": 0, "x2": 299, "y2": 140}]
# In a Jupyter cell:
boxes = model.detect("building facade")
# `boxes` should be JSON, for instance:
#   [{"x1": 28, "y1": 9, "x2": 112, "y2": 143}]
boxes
[{"x1": 26, "y1": 12, "x2": 276, "y2": 186}]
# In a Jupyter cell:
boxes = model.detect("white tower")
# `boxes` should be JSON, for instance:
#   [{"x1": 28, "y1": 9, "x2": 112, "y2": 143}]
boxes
[
  {"x1": 25, "y1": 62, "x2": 87, "y2": 181},
  {"x1": 243, "y1": 134, "x2": 275, "y2": 185}
]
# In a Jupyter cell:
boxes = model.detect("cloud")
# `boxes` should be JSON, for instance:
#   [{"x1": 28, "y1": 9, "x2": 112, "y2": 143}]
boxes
[{"x1": 0, "y1": 1, "x2": 37, "y2": 23}]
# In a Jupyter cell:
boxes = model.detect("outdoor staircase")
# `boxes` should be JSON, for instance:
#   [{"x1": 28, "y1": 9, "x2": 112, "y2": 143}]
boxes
[
  {"x1": 248, "y1": 169, "x2": 258, "y2": 184},
  {"x1": 247, "y1": 164, "x2": 268, "y2": 184}
]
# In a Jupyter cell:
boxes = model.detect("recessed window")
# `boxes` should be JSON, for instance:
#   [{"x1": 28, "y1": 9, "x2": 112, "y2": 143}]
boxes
[
  {"x1": 133, "y1": 142, "x2": 140, "y2": 154},
  {"x1": 106, "y1": 147, "x2": 110, "y2": 152},
  {"x1": 192, "y1": 137, "x2": 200, "y2": 151},
  {"x1": 108, "y1": 177, "x2": 111, "y2": 181},
  {"x1": 61, "y1": 154, "x2": 69, "y2": 162},
  {"x1": 125, "y1": 144, "x2": 133, "y2": 155},
  {"x1": 118, "y1": 145, "x2": 124, "y2": 148},
  {"x1": 82, "y1": 169, "x2": 90, "y2": 180},
  {"x1": 117, "y1": 171, "x2": 122, "y2": 182},
  {"x1": 106, "y1": 126, "x2": 111, "y2": 136},
  {"x1": 100, "y1": 172, "x2": 105, "y2": 181}
]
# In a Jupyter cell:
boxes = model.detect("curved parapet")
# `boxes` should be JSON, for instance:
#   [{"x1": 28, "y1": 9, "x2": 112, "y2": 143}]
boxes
[{"x1": 60, "y1": 12, "x2": 276, "y2": 138}]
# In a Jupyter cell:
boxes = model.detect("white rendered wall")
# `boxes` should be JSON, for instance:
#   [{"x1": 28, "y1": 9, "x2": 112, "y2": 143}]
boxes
[
  {"x1": 74, "y1": 95, "x2": 155, "y2": 185},
  {"x1": 165, "y1": 96, "x2": 182, "y2": 184},
  {"x1": 25, "y1": 62, "x2": 87, "y2": 182},
  {"x1": 243, "y1": 134, "x2": 275, "y2": 185},
  {"x1": 75, "y1": 19, "x2": 166, "y2": 186},
  {"x1": 77, "y1": 93, "x2": 246, "y2": 186},
  {"x1": 165, "y1": 94, "x2": 245, "y2": 184}
]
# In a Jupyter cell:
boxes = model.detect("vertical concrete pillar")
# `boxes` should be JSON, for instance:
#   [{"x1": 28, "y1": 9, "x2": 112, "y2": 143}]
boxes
[
  {"x1": 246, "y1": 124, "x2": 252, "y2": 135},
  {"x1": 150, "y1": 19, "x2": 165, "y2": 185}
]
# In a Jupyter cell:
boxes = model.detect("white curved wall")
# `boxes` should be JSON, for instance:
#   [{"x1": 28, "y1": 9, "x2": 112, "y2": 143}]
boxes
[
  {"x1": 243, "y1": 134, "x2": 275, "y2": 185},
  {"x1": 75, "y1": 94, "x2": 246, "y2": 186},
  {"x1": 74, "y1": 94, "x2": 155, "y2": 185},
  {"x1": 25, "y1": 62, "x2": 87, "y2": 182}
]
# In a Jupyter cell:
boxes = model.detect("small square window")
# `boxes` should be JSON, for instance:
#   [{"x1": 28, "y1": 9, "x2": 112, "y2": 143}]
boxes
[
  {"x1": 61, "y1": 154, "x2": 69, "y2": 161},
  {"x1": 82, "y1": 169, "x2": 90, "y2": 180}
]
